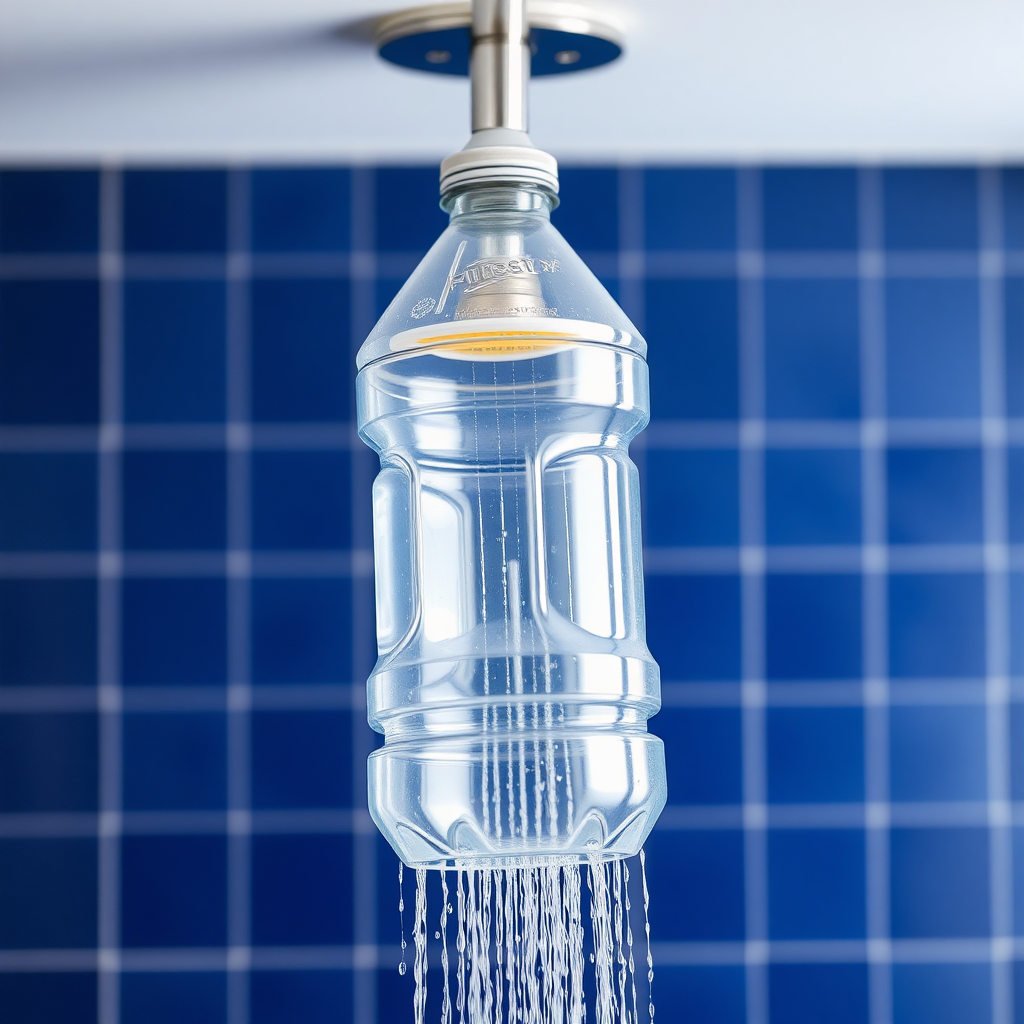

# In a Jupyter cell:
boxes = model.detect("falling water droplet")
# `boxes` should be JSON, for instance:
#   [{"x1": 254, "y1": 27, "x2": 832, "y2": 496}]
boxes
[{"x1": 399, "y1": 961, "x2": 407, "y2": 976}]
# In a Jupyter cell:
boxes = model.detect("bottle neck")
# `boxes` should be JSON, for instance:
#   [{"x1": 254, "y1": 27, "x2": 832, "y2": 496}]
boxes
[{"x1": 444, "y1": 183, "x2": 556, "y2": 220}]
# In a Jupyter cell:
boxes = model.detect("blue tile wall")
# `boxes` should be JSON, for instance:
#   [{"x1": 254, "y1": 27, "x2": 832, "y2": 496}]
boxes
[{"x1": 0, "y1": 163, "x2": 1020, "y2": 1024}]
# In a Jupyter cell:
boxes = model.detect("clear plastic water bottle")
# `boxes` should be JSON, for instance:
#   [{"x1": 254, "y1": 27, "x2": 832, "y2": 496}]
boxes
[{"x1": 357, "y1": 177, "x2": 666, "y2": 868}]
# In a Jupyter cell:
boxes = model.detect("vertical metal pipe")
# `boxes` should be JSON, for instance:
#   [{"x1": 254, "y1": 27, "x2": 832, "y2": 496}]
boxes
[{"x1": 471, "y1": 0, "x2": 530, "y2": 133}]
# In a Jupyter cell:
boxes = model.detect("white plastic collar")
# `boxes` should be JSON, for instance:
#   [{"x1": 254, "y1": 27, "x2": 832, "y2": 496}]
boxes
[{"x1": 440, "y1": 145, "x2": 559, "y2": 197}]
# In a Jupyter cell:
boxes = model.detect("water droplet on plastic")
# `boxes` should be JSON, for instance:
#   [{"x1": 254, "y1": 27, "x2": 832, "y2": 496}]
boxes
[{"x1": 398, "y1": 961, "x2": 407, "y2": 975}]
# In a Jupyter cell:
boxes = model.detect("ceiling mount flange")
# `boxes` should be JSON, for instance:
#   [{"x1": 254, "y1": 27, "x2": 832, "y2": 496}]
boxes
[{"x1": 375, "y1": 1, "x2": 623, "y2": 77}]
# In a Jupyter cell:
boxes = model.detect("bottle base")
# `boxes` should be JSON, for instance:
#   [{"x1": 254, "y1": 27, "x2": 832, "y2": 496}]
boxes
[{"x1": 368, "y1": 731, "x2": 667, "y2": 869}]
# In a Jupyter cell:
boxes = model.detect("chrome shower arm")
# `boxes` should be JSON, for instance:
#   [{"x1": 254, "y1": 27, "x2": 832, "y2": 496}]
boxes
[{"x1": 471, "y1": 0, "x2": 529, "y2": 133}]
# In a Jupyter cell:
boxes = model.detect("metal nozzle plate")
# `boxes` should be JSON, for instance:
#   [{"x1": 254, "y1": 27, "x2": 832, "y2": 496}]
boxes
[{"x1": 376, "y1": 1, "x2": 623, "y2": 77}]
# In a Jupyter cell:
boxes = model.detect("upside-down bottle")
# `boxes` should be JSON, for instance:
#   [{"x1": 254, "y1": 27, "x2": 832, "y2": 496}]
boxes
[{"x1": 355, "y1": 0, "x2": 666, "y2": 868}]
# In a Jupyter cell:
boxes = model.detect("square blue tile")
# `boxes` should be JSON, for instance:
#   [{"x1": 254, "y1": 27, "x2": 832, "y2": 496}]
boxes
[
  {"x1": 374, "y1": 167, "x2": 447, "y2": 253},
  {"x1": 645, "y1": 449, "x2": 739, "y2": 546},
  {"x1": 642, "y1": 829, "x2": 746, "y2": 940},
  {"x1": 768, "y1": 829, "x2": 866, "y2": 939},
  {"x1": 122, "y1": 973, "x2": 226, "y2": 1024},
  {"x1": 251, "y1": 278, "x2": 351, "y2": 423},
  {"x1": 645, "y1": 574, "x2": 742, "y2": 681},
  {"x1": 377, "y1": 966, "x2": 436, "y2": 1024},
  {"x1": 0, "y1": 279, "x2": 99, "y2": 425},
  {"x1": 553, "y1": 168, "x2": 619, "y2": 252},
  {"x1": 251, "y1": 578, "x2": 351, "y2": 685},
  {"x1": 659, "y1": 706, "x2": 742, "y2": 805},
  {"x1": 886, "y1": 279, "x2": 981, "y2": 418},
  {"x1": 122, "y1": 577, "x2": 227, "y2": 687},
  {"x1": 251, "y1": 168, "x2": 351, "y2": 252},
  {"x1": 0, "y1": 838, "x2": 97, "y2": 948},
  {"x1": 763, "y1": 168, "x2": 859, "y2": 251},
  {"x1": 251, "y1": 834, "x2": 353, "y2": 945},
  {"x1": 887, "y1": 447, "x2": 983, "y2": 544},
  {"x1": 373, "y1": 840, "x2": 448, "y2": 954},
  {"x1": 764, "y1": 278, "x2": 861, "y2": 419},
  {"x1": 123, "y1": 170, "x2": 228, "y2": 254},
  {"x1": 765, "y1": 448, "x2": 862, "y2": 545},
  {"x1": 1006, "y1": 278, "x2": 1024, "y2": 416},
  {"x1": 656, "y1": 966, "x2": 746, "y2": 1024},
  {"x1": 893, "y1": 963, "x2": 991, "y2": 1024},
  {"x1": 884, "y1": 169, "x2": 979, "y2": 250},
  {"x1": 252, "y1": 971, "x2": 352, "y2": 1024},
  {"x1": 0, "y1": 170, "x2": 99, "y2": 253},
  {"x1": 888, "y1": 573, "x2": 986, "y2": 678},
  {"x1": 123, "y1": 279, "x2": 226, "y2": 423},
  {"x1": 374, "y1": 274, "x2": 408, "y2": 320},
  {"x1": 1013, "y1": 574, "x2": 1024, "y2": 675},
  {"x1": 644, "y1": 168, "x2": 737, "y2": 251},
  {"x1": 890, "y1": 704, "x2": 988, "y2": 802},
  {"x1": 1015, "y1": 828, "x2": 1024, "y2": 934},
  {"x1": 251, "y1": 450, "x2": 351, "y2": 550},
  {"x1": 645, "y1": 278, "x2": 739, "y2": 419},
  {"x1": 0, "y1": 973, "x2": 97, "y2": 1024},
  {"x1": 0, "y1": 453, "x2": 97, "y2": 551},
  {"x1": 1004, "y1": 168, "x2": 1024, "y2": 250},
  {"x1": 0, "y1": 713, "x2": 98, "y2": 812},
  {"x1": 1016, "y1": 961, "x2": 1024, "y2": 1024},
  {"x1": 767, "y1": 707, "x2": 864, "y2": 803},
  {"x1": 769, "y1": 963, "x2": 869, "y2": 1024},
  {"x1": 121, "y1": 834, "x2": 227, "y2": 947},
  {"x1": 1011, "y1": 705, "x2": 1024, "y2": 800},
  {"x1": 0, "y1": 578, "x2": 96, "y2": 686},
  {"x1": 122, "y1": 711, "x2": 227, "y2": 810},
  {"x1": 1008, "y1": 447, "x2": 1024, "y2": 541},
  {"x1": 122, "y1": 450, "x2": 226, "y2": 550},
  {"x1": 596, "y1": 272, "x2": 622, "y2": 308},
  {"x1": 766, "y1": 574, "x2": 862, "y2": 680},
  {"x1": 890, "y1": 827, "x2": 989, "y2": 938},
  {"x1": 252, "y1": 710, "x2": 352, "y2": 809}
]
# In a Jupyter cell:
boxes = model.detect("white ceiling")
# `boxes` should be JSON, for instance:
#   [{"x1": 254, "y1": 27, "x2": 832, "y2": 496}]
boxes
[{"x1": 0, "y1": 0, "x2": 1022, "y2": 162}]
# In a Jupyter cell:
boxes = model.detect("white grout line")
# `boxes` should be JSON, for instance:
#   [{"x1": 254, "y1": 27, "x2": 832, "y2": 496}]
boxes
[
  {"x1": 979, "y1": 166, "x2": 1015, "y2": 1024},
  {"x1": 2, "y1": 934, "x2": 1022, "y2": 974},
  {"x1": 859, "y1": 164, "x2": 894, "y2": 1024},
  {"x1": 2, "y1": 415, "x2": 1021, "y2": 452},
  {"x1": 349, "y1": 164, "x2": 380, "y2": 1023},
  {"x1": 1, "y1": 676, "x2": 1017, "y2": 712},
  {"x1": 1, "y1": 935, "x2": 1019, "y2": 974},
  {"x1": 3, "y1": 800, "x2": 1019, "y2": 837},
  {"x1": 97, "y1": 164, "x2": 124, "y2": 1024},
  {"x1": 226, "y1": 166, "x2": 254, "y2": 1024},
  {"x1": 618, "y1": 166, "x2": 646, "y2": 331},
  {"x1": 736, "y1": 165, "x2": 770, "y2": 1024},
  {"x1": 3, "y1": 542, "x2": 1023, "y2": 581},
  {"x1": 4, "y1": 246, "x2": 1023, "y2": 281}
]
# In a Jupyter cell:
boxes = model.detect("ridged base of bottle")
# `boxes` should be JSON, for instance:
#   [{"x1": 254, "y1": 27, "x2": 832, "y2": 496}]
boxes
[{"x1": 368, "y1": 731, "x2": 666, "y2": 868}]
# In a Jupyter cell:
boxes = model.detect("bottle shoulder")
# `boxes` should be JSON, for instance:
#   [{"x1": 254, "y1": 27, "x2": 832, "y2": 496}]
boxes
[{"x1": 356, "y1": 216, "x2": 645, "y2": 369}]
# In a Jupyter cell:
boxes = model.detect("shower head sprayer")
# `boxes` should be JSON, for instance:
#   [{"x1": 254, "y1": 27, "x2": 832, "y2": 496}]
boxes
[{"x1": 360, "y1": 0, "x2": 666, "y2": 869}]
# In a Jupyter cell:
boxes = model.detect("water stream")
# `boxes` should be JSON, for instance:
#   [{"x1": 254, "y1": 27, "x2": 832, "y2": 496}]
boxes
[{"x1": 405, "y1": 853, "x2": 653, "y2": 1024}]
